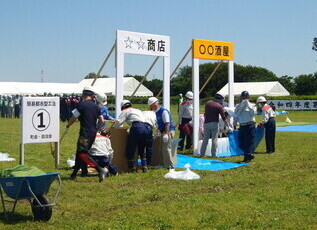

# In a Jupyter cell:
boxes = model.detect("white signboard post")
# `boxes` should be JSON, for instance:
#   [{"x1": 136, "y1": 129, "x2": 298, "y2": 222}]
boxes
[
  {"x1": 21, "y1": 97, "x2": 60, "y2": 168},
  {"x1": 192, "y1": 39, "x2": 235, "y2": 155},
  {"x1": 116, "y1": 30, "x2": 170, "y2": 117}
]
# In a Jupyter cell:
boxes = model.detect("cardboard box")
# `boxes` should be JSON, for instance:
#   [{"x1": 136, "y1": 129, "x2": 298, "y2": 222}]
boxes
[{"x1": 109, "y1": 127, "x2": 129, "y2": 173}]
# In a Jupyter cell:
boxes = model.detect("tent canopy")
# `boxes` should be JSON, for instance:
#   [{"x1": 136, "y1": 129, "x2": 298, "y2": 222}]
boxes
[
  {"x1": 0, "y1": 77, "x2": 153, "y2": 96},
  {"x1": 78, "y1": 77, "x2": 153, "y2": 97},
  {"x1": 217, "y1": 81, "x2": 290, "y2": 97}
]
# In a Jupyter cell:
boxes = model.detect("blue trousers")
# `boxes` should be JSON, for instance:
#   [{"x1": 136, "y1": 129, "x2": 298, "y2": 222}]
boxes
[
  {"x1": 126, "y1": 122, "x2": 149, "y2": 168},
  {"x1": 264, "y1": 118, "x2": 276, "y2": 153},
  {"x1": 238, "y1": 124, "x2": 256, "y2": 156}
]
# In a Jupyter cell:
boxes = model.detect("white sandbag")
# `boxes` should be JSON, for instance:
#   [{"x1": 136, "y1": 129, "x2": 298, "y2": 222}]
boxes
[
  {"x1": 66, "y1": 155, "x2": 75, "y2": 168},
  {"x1": 0, "y1": 152, "x2": 15, "y2": 161},
  {"x1": 164, "y1": 164, "x2": 200, "y2": 180}
]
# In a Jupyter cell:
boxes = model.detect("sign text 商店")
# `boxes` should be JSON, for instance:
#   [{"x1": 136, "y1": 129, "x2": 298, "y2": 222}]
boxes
[{"x1": 192, "y1": 39, "x2": 234, "y2": 61}]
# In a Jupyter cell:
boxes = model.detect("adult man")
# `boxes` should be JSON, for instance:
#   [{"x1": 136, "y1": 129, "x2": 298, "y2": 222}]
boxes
[
  {"x1": 148, "y1": 97, "x2": 176, "y2": 169},
  {"x1": 66, "y1": 86, "x2": 107, "y2": 182},
  {"x1": 257, "y1": 96, "x2": 276, "y2": 153},
  {"x1": 200, "y1": 93, "x2": 231, "y2": 158},
  {"x1": 178, "y1": 91, "x2": 193, "y2": 150},
  {"x1": 113, "y1": 100, "x2": 149, "y2": 172},
  {"x1": 142, "y1": 110, "x2": 157, "y2": 166},
  {"x1": 177, "y1": 93, "x2": 183, "y2": 112},
  {"x1": 235, "y1": 91, "x2": 257, "y2": 163}
]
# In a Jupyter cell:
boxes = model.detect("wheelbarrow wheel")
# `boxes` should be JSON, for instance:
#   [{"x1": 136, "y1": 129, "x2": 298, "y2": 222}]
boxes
[{"x1": 31, "y1": 195, "x2": 52, "y2": 221}]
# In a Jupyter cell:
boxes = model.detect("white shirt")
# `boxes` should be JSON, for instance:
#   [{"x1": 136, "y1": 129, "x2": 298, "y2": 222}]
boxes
[
  {"x1": 113, "y1": 107, "x2": 145, "y2": 128},
  {"x1": 89, "y1": 134, "x2": 114, "y2": 158},
  {"x1": 234, "y1": 100, "x2": 257, "y2": 124},
  {"x1": 143, "y1": 111, "x2": 157, "y2": 129},
  {"x1": 261, "y1": 104, "x2": 276, "y2": 124},
  {"x1": 178, "y1": 100, "x2": 193, "y2": 123}
]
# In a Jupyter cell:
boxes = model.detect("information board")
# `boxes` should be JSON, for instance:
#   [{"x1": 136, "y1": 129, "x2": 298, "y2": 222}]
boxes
[{"x1": 22, "y1": 97, "x2": 60, "y2": 144}]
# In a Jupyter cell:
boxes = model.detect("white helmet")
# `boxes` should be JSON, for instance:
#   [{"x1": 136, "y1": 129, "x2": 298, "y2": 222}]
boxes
[
  {"x1": 185, "y1": 91, "x2": 193, "y2": 100},
  {"x1": 257, "y1": 96, "x2": 267, "y2": 103},
  {"x1": 148, "y1": 97, "x2": 158, "y2": 106},
  {"x1": 121, "y1": 100, "x2": 131, "y2": 109},
  {"x1": 95, "y1": 92, "x2": 107, "y2": 105}
]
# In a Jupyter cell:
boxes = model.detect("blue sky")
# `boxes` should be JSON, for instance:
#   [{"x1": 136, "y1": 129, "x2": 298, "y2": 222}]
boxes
[{"x1": 0, "y1": 0, "x2": 316, "y2": 83}]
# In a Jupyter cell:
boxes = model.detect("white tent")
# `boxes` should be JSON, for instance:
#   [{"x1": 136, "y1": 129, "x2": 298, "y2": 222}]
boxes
[
  {"x1": 78, "y1": 77, "x2": 153, "y2": 96},
  {"x1": 0, "y1": 82, "x2": 81, "y2": 95},
  {"x1": 217, "y1": 81, "x2": 290, "y2": 97},
  {"x1": 0, "y1": 77, "x2": 153, "y2": 96}
]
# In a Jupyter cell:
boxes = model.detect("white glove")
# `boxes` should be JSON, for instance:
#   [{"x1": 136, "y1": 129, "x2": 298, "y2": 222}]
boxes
[{"x1": 162, "y1": 134, "x2": 169, "y2": 143}]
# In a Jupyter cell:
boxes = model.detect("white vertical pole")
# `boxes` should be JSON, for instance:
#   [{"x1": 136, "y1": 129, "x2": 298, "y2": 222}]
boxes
[
  {"x1": 228, "y1": 60, "x2": 234, "y2": 108},
  {"x1": 115, "y1": 51, "x2": 124, "y2": 118},
  {"x1": 228, "y1": 61, "x2": 235, "y2": 127},
  {"x1": 163, "y1": 56, "x2": 170, "y2": 111},
  {"x1": 192, "y1": 58, "x2": 200, "y2": 155},
  {"x1": 20, "y1": 143, "x2": 24, "y2": 165}
]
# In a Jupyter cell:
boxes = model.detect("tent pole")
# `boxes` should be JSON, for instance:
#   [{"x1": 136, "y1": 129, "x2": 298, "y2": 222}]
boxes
[
  {"x1": 91, "y1": 43, "x2": 115, "y2": 86},
  {"x1": 156, "y1": 46, "x2": 192, "y2": 97},
  {"x1": 199, "y1": 61, "x2": 222, "y2": 94},
  {"x1": 131, "y1": 56, "x2": 160, "y2": 97}
]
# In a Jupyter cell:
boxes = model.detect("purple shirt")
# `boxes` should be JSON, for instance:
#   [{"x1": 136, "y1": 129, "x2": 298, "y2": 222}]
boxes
[{"x1": 204, "y1": 100, "x2": 226, "y2": 123}]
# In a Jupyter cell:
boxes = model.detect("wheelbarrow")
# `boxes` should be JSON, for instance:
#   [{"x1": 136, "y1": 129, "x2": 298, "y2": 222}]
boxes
[{"x1": 0, "y1": 172, "x2": 61, "y2": 222}]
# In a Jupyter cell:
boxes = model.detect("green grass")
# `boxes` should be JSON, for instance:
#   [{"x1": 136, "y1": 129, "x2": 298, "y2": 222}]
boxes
[{"x1": 0, "y1": 108, "x2": 316, "y2": 229}]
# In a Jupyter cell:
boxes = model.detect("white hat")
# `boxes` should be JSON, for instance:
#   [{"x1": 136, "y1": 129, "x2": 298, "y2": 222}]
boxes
[
  {"x1": 121, "y1": 100, "x2": 131, "y2": 109},
  {"x1": 148, "y1": 97, "x2": 158, "y2": 106},
  {"x1": 185, "y1": 91, "x2": 193, "y2": 99},
  {"x1": 83, "y1": 86, "x2": 95, "y2": 95},
  {"x1": 257, "y1": 96, "x2": 266, "y2": 103}
]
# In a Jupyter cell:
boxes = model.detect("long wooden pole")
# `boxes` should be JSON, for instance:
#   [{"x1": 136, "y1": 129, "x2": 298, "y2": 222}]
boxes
[
  {"x1": 199, "y1": 61, "x2": 222, "y2": 94},
  {"x1": 91, "y1": 43, "x2": 115, "y2": 86},
  {"x1": 131, "y1": 56, "x2": 160, "y2": 97},
  {"x1": 156, "y1": 46, "x2": 192, "y2": 97}
]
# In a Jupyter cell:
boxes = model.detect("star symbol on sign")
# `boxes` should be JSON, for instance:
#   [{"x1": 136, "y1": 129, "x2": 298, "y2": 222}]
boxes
[
  {"x1": 124, "y1": 37, "x2": 133, "y2": 48},
  {"x1": 137, "y1": 38, "x2": 145, "y2": 50}
]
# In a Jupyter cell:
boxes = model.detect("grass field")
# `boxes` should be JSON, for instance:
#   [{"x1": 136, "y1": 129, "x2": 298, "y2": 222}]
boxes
[{"x1": 0, "y1": 107, "x2": 316, "y2": 230}]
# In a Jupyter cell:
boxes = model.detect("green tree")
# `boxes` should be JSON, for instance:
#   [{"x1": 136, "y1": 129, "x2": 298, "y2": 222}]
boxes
[
  {"x1": 124, "y1": 74, "x2": 163, "y2": 96},
  {"x1": 294, "y1": 73, "x2": 317, "y2": 95},
  {"x1": 312, "y1": 37, "x2": 317, "y2": 51},
  {"x1": 170, "y1": 63, "x2": 280, "y2": 98},
  {"x1": 84, "y1": 72, "x2": 109, "y2": 79}
]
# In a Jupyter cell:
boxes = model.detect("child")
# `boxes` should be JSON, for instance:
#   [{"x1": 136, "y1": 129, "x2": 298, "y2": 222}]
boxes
[{"x1": 88, "y1": 131, "x2": 118, "y2": 176}]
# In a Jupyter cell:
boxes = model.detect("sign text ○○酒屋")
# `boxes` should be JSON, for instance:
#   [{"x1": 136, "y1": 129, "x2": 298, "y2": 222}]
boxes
[{"x1": 192, "y1": 39, "x2": 234, "y2": 61}]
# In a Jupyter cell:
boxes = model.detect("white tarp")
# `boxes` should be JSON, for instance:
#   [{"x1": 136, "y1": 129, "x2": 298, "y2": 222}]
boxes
[
  {"x1": 217, "y1": 81, "x2": 290, "y2": 97},
  {"x1": 0, "y1": 82, "x2": 81, "y2": 95},
  {"x1": 0, "y1": 77, "x2": 153, "y2": 96}
]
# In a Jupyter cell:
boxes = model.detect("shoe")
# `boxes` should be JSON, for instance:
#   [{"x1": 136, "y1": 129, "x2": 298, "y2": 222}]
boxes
[
  {"x1": 128, "y1": 167, "x2": 137, "y2": 173},
  {"x1": 80, "y1": 172, "x2": 88, "y2": 177},
  {"x1": 142, "y1": 166, "x2": 148, "y2": 173},
  {"x1": 266, "y1": 151, "x2": 274, "y2": 154},
  {"x1": 241, "y1": 154, "x2": 255, "y2": 163},
  {"x1": 111, "y1": 171, "x2": 119, "y2": 176},
  {"x1": 98, "y1": 168, "x2": 107, "y2": 182},
  {"x1": 70, "y1": 174, "x2": 77, "y2": 180}
]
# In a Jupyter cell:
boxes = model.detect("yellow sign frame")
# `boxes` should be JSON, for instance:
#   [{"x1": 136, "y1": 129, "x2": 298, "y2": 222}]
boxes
[{"x1": 192, "y1": 39, "x2": 234, "y2": 61}]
